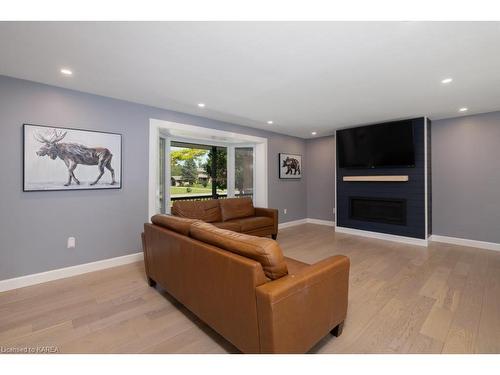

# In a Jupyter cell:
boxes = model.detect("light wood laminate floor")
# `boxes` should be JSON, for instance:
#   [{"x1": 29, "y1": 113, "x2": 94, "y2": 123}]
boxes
[{"x1": 1, "y1": 224, "x2": 499, "y2": 353}]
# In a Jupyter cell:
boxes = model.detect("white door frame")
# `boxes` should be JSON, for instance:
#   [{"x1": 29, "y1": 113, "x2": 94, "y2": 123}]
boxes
[{"x1": 148, "y1": 119, "x2": 268, "y2": 220}]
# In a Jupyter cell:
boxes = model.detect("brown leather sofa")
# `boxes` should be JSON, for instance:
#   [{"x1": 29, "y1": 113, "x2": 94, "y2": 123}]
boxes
[
  {"x1": 142, "y1": 214, "x2": 350, "y2": 354},
  {"x1": 171, "y1": 197, "x2": 278, "y2": 239}
]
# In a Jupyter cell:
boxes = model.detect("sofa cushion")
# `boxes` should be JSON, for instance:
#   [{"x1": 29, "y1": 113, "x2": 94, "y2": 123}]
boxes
[
  {"x1": 172, "y1": 199, "x2": 222, "y2": 223},
  {"x1": 212, "y1": 221, "x2": 242, "y2": 232},
  {"x1": 151, "y1": 214, "x2": 198, "y2": 236},
  {"x1": 190, "y1": 222, "x2": 288, "y2": 280},
  {"x1": 236, "y1": 216, "x2": 274, "y2": 232},
  {"x1": 219, "y1": 197, "x2": 255, "y2": 221}
]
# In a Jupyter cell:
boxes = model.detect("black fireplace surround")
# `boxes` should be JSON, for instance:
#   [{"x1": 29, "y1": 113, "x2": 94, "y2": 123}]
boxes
[
  {"x1": 336, "y1": 117, "x2": 430, "y2": 239},
  {"x1": 349, "y1": 197, "x2": 407, "y2": 226}
]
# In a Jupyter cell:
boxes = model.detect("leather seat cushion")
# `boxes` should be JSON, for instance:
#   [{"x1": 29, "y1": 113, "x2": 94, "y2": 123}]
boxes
[
  {"x1": 151, "y1": 214, "x2": 199, "y2": 236},
  {"x1": 236, "y1": 217, "x2": 274, "y2": 232},
  {"x1": 219, "y1": 197, "x2": 255, "y2": 221},
  {"x1": 172, "y1": 199, "x2": 222, "y2": 223},
  {"x1": 212, "y1": 221, "x2": 242, "y2": 232},
  {"x1": 190, "y1": 222, "x2": 288, "y2": 280}
]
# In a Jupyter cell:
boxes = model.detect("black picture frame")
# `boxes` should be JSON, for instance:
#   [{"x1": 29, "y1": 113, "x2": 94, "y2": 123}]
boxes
[
  {"x1": 23, "y1": 123, "x2": 123, "y2": 192},
  {"x1": 279, "y1": 153, "x2": 302, "y2": 179}
]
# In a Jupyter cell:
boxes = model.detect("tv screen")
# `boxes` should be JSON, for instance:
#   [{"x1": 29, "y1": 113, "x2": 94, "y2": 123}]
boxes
[{"x1": 337, "y1": 120, "x2": 415, "y2": 168}]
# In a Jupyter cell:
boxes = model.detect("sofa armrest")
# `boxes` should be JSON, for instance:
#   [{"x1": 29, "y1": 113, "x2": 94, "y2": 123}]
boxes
[
  {"x1": 254, "y1": 207, "x2": 278, "y2": 234},
  {"x1": 255, "y1": 255, "x2": 350, "y2": 353}
]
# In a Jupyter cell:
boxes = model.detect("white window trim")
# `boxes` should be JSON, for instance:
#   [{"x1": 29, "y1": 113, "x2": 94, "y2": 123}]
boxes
[
  {"x1": 148, "y1": 119, "x2": 268, "y2": 220},
  {"x1": 233, "y1": 144, "x2": 257, "y2": 198}
]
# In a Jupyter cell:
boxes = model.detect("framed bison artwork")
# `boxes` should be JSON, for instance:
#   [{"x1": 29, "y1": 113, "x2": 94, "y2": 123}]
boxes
[
  {"x1": 23, "y1": 124, "x2": 122, "y2": 191},
  {"x1": 279, "y1": 153, "x2": 302, "y2": 179}
]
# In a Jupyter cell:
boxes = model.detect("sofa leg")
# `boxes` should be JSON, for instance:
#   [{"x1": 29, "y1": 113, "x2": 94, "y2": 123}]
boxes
[
  {"x1": 331, "y1": 321, "x2": 344, "y2": 337},
  {"x1": 271, "y1": 234, "x2": 277, "y2": 240},
  {"x1": 147, "y1": 277, "x2": 157, "y2": 288}
]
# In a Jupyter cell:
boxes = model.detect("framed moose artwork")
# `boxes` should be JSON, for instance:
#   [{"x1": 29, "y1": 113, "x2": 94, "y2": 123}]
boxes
[
  {"x1": 23, "y1": 124, "x2": 122, "y2": 191},
  {"x1": 279, "y1": 153, "x2": 302, "y2": 179}
]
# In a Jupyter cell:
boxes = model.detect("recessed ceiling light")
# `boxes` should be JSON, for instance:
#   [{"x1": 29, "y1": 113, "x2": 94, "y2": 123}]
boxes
[
  {"x1": 267, "y1": 120, "x2": 273, "y2": 125},
  {"x1": 441, "y1": 78, "x2": 453, "y2": 84},
  {"x1": 311, "y1": 131, "x2": 317, "y2": 136},
  {"x1": 60, "y1": 68, "x2": 73, "y2": 76},
  {"x1": 459, "y1": 107, "x2": 468, "y2": 112},
  {"x1": 197, "y1": 103, "x2": 206, "y2": 108}
]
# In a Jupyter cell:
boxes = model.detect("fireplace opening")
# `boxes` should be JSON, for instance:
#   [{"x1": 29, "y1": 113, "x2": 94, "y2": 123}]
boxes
[{"x1": 349, "y1": 197, "x2": 406, "y2": 225}]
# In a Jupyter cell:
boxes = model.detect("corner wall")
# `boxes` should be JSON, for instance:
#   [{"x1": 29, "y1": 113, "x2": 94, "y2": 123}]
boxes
[
  {"x1": 432, "y1": 111, "x2": 500, "y2": 243},
  {"x1": 0, "y1": 75, "x2": 306, "y2": 280},
  {"x1": 305, "y1": 136, "x2": 336, "y2": 222}
]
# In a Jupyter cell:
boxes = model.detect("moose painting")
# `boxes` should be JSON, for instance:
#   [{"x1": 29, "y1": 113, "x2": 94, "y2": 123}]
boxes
[
  {"x1": 23, "y1": 124, "x2": 122, "y2": 191},
  {"x1": 279, "y1": 153, "x2": 302, "y2": 179}
]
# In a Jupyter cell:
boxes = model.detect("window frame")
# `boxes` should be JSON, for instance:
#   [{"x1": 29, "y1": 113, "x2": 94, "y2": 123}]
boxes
[{"x1": 159, "y1": 136, "x2": 256, "y2": 214}]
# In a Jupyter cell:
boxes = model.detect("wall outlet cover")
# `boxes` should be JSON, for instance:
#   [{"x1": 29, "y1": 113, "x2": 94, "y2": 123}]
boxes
[{"x1": 67, "y1": 237, "x2": 76, "y2": 249}]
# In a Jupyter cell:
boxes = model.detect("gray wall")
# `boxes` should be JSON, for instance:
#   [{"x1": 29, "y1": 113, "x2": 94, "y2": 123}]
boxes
[
  {"x1": 432, "y1": 111, "x2": 500, "y2": 243},
  {"x1": 305, "y1": 136, "x2": 336, "y2": 221},
  {"x1": 0, "y1": 75, "x2": 306, "y2": 280},
  {"x1": 304, "y1": 113, "x2": 500, "y2": 245},
  {"x1": 3, "y1": 73, "x2": 498, "y2": 280}
]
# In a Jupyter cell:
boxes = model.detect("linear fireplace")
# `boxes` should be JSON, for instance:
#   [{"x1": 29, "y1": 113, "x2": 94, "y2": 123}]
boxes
[{"x1": 349, "y1": 197, "x2": 407, "y2": 226}]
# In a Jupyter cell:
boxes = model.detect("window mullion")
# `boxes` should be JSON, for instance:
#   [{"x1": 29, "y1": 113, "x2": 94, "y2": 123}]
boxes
[
  {"x1": 227, "y1": 146, "x2": 235, "y2": 198},
  {"x1": 211, "y1": 146, "x2": 217, "y2": 199}
]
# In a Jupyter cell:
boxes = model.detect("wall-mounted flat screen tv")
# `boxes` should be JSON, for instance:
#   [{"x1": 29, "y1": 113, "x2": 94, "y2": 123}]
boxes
[{"x1": 337, "y1": 119, "x2": 415, "y2": 168}]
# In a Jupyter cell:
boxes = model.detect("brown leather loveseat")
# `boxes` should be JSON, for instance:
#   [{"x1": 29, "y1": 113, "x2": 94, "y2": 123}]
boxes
[
  {"x1": 142, "y1": 214, "x2": 350, "y2": 353},
  {"x1": 171, "y1": 197, "x2": 278, "y2": 239}
]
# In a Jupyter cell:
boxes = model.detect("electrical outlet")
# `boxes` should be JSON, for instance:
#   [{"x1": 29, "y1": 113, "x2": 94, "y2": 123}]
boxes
[
  {"x1": 67, "y1": 237, "x2": 76, "y2": 249},
  {"x1": 283, "y1": 208, "x2": 287, "y2": 215}
]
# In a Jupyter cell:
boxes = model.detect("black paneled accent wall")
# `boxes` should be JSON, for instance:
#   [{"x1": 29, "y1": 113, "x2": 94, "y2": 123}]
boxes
[{"x1": 336, "y1": 117, "x2": 430, "y2": 239}]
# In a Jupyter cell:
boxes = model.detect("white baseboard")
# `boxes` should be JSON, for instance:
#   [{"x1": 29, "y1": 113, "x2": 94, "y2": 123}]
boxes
[
  {"x1": 14, "y1": 230, "x2": 496, "y2": 293},
  {"x1": 335, "y1": 226, "x2": 428, "y2": 247},
  {"x1": 278, "y1": 218, "x2": 308, "y2": 229},
  {"x1": 430, "y1": 235, "x2": 500, "y2": 252},
  {"x1": 0, "y1": 252, "x2": 143, "y2": 293},
  {"x1": 278, "y1": 218, "x2": 335, "y2": 229},
  {"x1": 306, "y1": 218, "x2": 336, "y2": 227}
]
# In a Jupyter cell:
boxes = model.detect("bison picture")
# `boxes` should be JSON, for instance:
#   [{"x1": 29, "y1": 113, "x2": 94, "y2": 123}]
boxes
[
  {"x1": 282, "y1": 157, "x2": 301, "y2": 175},
  {"x1": 279, "y1": 153, "x2": 302, "y2": 179}
]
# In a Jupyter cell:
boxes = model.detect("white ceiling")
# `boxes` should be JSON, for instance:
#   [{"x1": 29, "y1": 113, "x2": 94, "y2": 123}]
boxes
[{"x1": 1, "y1": 21, "x2": 500, "y2": 138}]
